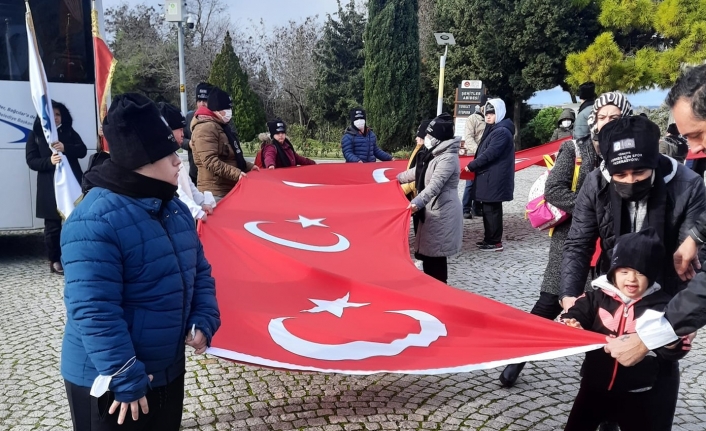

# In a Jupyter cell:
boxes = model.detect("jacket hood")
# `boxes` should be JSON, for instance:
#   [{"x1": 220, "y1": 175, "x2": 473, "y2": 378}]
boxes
[
  {"x1": 558, "y1": 108, "x2": 576, "y2": 126},
  {"x1": 591, "y1": 275, "x2": 661, "y2": 305},
  {"x1": 599, "y1": 154, "x2": 678, "y2": 184},
  {"x1": 345, "y1": 125, "x2": 370, "y2": 136},
  {"x1": 486, "y1": 98, "x2": 507, "y2": 123}
]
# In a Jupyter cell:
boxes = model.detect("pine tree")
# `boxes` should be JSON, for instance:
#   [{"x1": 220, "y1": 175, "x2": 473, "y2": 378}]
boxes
[
  {"x1": 309, "y1": 0, "x2": 367, "y2": 128},
  {"x1": 208, "y1": 32, "x2": 266, "y2": 141},
  {"x1": 364, "y1": 0, "x2": 421, "y2": 151},
  {"x1": 566, "y1": 0, "x2": 706, "y2": 93}
]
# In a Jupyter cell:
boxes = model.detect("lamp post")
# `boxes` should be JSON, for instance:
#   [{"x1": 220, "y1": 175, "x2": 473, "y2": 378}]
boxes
[
  {"x1": 165, "y1": 1, "x2": 188, "y2": 115},
  {"x1": 433, "y1": 33, "x2": 455, "y2": 116}
]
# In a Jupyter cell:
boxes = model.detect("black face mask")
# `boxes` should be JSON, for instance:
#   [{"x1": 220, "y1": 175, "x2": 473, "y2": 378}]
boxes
[{"x1": 612, "y1": 175, "x2": 653, "y2": 202}]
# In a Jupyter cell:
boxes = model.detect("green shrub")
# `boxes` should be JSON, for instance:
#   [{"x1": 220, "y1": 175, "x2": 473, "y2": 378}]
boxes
[{"x1": 525, "y1": 107, "x2": 563, "y2": 147}]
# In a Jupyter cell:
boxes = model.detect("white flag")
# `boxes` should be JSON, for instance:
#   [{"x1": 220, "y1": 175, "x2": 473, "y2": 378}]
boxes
[{"x1": 26, "y1": 2, "x2": 83, "y2": 219}]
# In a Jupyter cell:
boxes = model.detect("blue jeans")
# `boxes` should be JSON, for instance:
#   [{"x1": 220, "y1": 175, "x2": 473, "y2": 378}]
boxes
[{"x1": 462, "y1": 180, "x2": 474, "y2": 214}]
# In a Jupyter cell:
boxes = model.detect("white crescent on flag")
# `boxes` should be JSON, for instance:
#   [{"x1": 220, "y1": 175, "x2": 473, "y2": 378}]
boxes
[{"x1": 244, "y1": 218, "x2": 351, "y2": 252}]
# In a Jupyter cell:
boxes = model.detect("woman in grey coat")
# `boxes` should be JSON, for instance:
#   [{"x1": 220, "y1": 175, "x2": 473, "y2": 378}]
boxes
[
  {"x1": 499, "y1": 91, "x2": 634, "y2": 388},
  {"x1": 398, "y1": 113, "x2": 463, "y2": 284}
]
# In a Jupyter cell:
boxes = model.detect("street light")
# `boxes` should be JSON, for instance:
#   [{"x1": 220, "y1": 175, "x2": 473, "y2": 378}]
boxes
[
  {"x1": 165, "y1": 1, "x2": 188, "y2": 116},
  {"x1": 433, "y1": 32, "x2": 455, "y2": 116}
]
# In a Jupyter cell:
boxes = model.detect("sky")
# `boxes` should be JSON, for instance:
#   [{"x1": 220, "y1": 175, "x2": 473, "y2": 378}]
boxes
[
  {"x1": 100, "y1": 0, "x2": 669, "y2": 108},
  {"x1": 101, "y1": 0, "x2": 341, "y2": 27}
]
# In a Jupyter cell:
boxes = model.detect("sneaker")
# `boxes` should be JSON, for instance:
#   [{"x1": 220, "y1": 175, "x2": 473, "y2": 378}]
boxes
[
  {"x1": 479, "y1": 243, "x2": 503, "y2": 252},
  {"x1": 476, "y1": 240, "x2": 487, "y2": 247},
  {"x1": 463, "y1": 212, "x2": 472, "y2": 219}
]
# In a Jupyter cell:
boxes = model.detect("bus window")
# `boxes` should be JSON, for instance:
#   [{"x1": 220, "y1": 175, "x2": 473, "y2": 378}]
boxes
[{"x1": 0, "y1": 0, "x2": 94, "y2": 84}]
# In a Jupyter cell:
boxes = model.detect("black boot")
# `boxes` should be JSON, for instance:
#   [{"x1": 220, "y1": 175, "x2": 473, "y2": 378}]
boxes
[
  {"x1": 499, "y1": 362, "x2": 526, "y2": 387},
  {"x1": 598, "y1": 423, "x2": 620, "y2": 431}
]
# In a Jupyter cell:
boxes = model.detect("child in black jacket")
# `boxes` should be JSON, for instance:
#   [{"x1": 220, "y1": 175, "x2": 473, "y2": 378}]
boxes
[{"x1": 561, "y1": 228, "x2": 691, "y2": 431}]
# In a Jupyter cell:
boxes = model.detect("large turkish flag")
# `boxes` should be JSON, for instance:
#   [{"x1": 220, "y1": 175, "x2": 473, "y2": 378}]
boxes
[
  {"x1": 200, "y1": 167, "x2": 604, "y2": 374},
  {"x1": 254, "y1": 137, "x2": 571, "y2": 187}
]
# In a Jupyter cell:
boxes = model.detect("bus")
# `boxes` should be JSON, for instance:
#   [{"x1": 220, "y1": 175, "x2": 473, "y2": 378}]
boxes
[{"x1": 0, "y1": 0, "x2": 102, "y2": 230}]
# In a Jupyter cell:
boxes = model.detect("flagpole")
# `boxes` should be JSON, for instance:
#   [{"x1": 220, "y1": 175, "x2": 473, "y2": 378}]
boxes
[{"x1": 26, "y1": 0, "x2": 82, "y2": 219}]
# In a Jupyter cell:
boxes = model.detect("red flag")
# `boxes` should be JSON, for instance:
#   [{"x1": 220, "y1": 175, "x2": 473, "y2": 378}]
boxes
[
  {"x1": 459, "y1": 136, "x2": 570, "y2": 180},
  {"x1": 91, "y1": 2, "x2": 115, "y2": 151},
  {"x1": 201, "y1": 167, "x2": 604, "y2": 374},
  {"x1": 252, "y1": 137, "x2": 572, "y2": 190}
]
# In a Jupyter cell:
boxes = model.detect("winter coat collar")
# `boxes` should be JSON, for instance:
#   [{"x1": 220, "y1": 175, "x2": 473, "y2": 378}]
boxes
[
  {"x1": 492, "y1": 118, "x2": 515, "y2": 134},
  {"x1": 431, "y1": 137, "x2": 461, "y2": 156},
  {"x1": 194, "y1": 106, "x2": 222, "y2": 122},
  {"x1": 591, "y1": 275, "x2": 661, "y2": 305},
  {"x1": 578, "y1": 98, "x2": 595, "y2": 114}
]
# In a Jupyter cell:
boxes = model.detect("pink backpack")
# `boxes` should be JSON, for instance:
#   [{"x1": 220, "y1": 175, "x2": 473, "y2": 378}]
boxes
[{"x1": 525, "y1": 141, "x2": 581, "y2": 233}]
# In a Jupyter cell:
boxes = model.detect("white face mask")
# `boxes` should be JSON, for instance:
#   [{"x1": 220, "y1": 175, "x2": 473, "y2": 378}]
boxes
[
  {"x1": 354, "y1": 119, "x2": 366, "y2": 130},
  {"x1": 220, "y1": 109, "x2": 233, "y2": 123},
  {"x1": 424, "y1": 136, "x2": 433, "y2": 149},
  {"x1": 561, "y1": 120, "x2": 572, "y2": 128}
]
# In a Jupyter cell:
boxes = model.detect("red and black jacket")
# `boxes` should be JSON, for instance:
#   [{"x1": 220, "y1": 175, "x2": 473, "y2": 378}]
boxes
[{"x1": 562, "y1": 276, "x2": 690, "y2": 392}]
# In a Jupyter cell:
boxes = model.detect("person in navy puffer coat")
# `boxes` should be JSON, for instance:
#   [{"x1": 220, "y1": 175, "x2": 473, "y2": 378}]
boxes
[
  {"x1": 341, "y1": 107, "x2": 394, "y2": 163},
  {"x1": 61, "y1": 93, "x2": 220, "y2": 431},
  {"x1": 464, "y1": 98, "x2": 516, "y2": 252}
]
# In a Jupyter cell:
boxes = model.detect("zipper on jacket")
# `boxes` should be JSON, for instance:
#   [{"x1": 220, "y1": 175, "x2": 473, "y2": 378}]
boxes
[{"x1": 607, "y1": 304, "x2": 630, "y2": 391}]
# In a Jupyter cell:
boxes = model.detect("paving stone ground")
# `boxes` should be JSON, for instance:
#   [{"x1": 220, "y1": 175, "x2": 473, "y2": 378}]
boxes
[{"x1": 2, "y1": 166, "x2": 706, "y2": 430}]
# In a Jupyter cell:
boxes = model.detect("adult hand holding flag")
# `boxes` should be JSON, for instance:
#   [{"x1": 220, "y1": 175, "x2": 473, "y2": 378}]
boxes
[{"x1": 25, "y1": 1, "x2": 83, "y2": 219}]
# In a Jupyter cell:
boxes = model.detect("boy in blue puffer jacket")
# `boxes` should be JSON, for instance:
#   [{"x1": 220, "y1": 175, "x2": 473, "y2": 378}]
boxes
[
  {"x1": 61, "y1": 93, "x2": 220, "y2": 430},
  {"x1": 341, "y1": 107, "x2": 394, "y2": 163}
]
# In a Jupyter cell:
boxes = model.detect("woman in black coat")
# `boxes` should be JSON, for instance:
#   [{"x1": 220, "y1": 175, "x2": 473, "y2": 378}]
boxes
[{"x1": 25, "y1": 101, "x2": 87, "y2": 274}]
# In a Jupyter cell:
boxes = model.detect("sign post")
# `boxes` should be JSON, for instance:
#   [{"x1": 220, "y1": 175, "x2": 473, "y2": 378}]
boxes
[
  {"x1": 454, "y1": 80, "x2": 485, "y2": 154},
  {"x1": 166, "y1": 2, "x2": 187, "y2": 115}
]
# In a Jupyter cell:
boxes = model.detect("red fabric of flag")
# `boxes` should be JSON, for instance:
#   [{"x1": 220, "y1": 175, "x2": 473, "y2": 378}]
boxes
[
  {"x1": 91, "y1": 5, "x2": 116, "y2": 151},
  {"x1": 200, "y1": 167, "x2": 604, "y2": 374}
]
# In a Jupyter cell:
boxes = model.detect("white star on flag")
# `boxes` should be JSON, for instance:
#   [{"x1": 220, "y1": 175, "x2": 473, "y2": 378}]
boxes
[
  {"x1": 302, "y1": 293, "x2": 369, "y2": 318},
  {"x1": 287, "y1": 215, "x2": 328, "y2": 228}
]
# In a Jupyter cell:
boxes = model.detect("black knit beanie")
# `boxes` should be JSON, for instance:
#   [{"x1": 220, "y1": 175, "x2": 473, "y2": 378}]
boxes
[
  {"x1": 102, "y1": 93, "x2": 179, "y2": 170},
  {"x1": 207, "y1": 88, "x2": 233, "y2": 111},
  {"x1": 426, "y1": 113, "x2": 455, "y2": 141},
  {"x1": 607, "y1": 227, "x2": 665, "y2": 287},
  {"x1": 195, "y1": 82, "x2": 213, "y2": 101},
  {"x1": 158, "y1": 102, "x2": 186, "y2": 130},
  {"x1": 416, "y1": 120, "x2": 431, "y2": 139},
  {"x1": 267, "y1": 119, "x2": 287, "y2": 138},
  {"x1": 598, "y1": 116, "x2": 661, "y2": 176},
  {"x1": 350, "y1": 108, "x2": 366, "y2": 123}
]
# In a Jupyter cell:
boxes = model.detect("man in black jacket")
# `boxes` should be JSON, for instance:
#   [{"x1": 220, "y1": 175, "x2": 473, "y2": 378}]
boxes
[
  {"x1": 605, "y1": 64, "x2": 706, "y2": 366},
  {"x1": 560, "y1": 115, "x2": 706, "y2": 304},
  {"x1": 183, "y1": 82, "x2": 213, "y2": 184}
]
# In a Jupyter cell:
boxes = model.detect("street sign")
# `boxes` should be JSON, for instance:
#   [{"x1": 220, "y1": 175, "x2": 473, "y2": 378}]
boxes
[
  {"x1": 457, "y1": 81, "x2": 484, "y2": 104},
  {"x1": 454, "y1": 103, "x2": 476, "y2": 117},
  {"x1": 461, "y1": 80, "x2": 483, "y2": 89}
]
